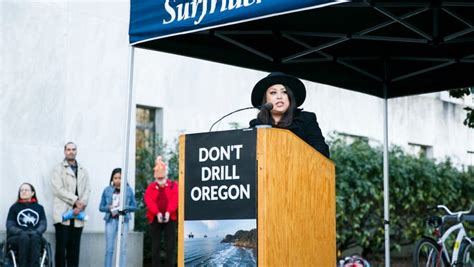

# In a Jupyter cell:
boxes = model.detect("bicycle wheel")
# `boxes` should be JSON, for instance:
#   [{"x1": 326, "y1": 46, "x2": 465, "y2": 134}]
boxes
[
  {"x1": 413, "y1": 238, "x2": 446, "y2": 267},
  {"x1": 460, "y1": 241, "x2": 473, "y2": 267}
]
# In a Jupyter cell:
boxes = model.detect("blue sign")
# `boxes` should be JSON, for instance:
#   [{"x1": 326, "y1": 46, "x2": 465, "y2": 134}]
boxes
[{"x1": 130, "y1": 0, "x2": 345, "y2": 44}]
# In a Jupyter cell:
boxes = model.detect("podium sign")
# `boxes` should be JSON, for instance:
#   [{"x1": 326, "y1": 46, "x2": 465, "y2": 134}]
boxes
[
  {"x1": 184, "y1": 129, "x2": 257, "y2": 219},
  {"x1": 183, "y1": 129, "x2": 258, "y2": 266}
]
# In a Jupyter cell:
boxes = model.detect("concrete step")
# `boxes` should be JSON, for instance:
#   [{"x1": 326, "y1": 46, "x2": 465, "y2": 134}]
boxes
[{"x1": 0, "y1": 231, "x2": 144, "y2": 267}]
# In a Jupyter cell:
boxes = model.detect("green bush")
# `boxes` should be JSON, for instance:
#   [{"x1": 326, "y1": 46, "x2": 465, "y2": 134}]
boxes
[{"x1": 330, "y1": 136, "x2": 474, "y2": 258}]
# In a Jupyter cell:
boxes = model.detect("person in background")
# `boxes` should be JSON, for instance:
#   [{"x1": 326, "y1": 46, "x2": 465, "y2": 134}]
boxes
[
  {"x1": 144, "y1": 156, "x2": 178, "y2": 267},
  {"x1": 99, "y1": 167, "x2": 137, "y2": 267},
  {"x1": 51, "y1": 141, "x2": 91, "y2": 267},
  {"x1": 6, "y1": 183, "x2": 47, "y2": 267},
  {"x1": 249, "y1": 72, "x2": 330, "y2": 158}
]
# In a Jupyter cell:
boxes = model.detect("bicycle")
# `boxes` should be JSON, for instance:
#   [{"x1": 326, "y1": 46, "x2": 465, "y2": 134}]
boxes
[{"x1": 413, "y1": 204, "x2": 474, "y2": 267}]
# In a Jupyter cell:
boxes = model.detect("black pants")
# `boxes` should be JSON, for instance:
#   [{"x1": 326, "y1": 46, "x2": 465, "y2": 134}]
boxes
[
  {"x1": 150, "y1": 219, "x2": 176, "y2": 267},
  {"x1": 54, "y1": 222, "x2": 83, "y2": 267},
  {"x1": 8, "y1": 232, "x2": 42, "y2": 267}
]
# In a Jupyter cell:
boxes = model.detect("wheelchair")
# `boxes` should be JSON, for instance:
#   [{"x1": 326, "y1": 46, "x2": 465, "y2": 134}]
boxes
[{"x1": 0, "y1": 236, "x2": 52, "y2": 267}]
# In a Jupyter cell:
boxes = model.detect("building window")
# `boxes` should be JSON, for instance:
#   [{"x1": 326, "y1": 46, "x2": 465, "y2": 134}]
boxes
[
  {"x1": 408, "y1": 143, "x2": 433, "y2": 159},
  {"x1": 136, "y1": 106, "x2": 162, "y2": 150},
  {"x1": 467, "y1": 151, "x2": 474, "y2": 167}
]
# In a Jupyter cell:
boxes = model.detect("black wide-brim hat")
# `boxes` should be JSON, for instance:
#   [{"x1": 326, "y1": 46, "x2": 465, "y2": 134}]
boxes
[{"x1": 251, "y1": 72, "x2": 306, "y2": 108}]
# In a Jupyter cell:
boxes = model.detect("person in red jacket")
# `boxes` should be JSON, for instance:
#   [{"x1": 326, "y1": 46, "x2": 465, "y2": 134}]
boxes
[{"x1": 144, "y1": 156, "x2": 178, "y2": 267}]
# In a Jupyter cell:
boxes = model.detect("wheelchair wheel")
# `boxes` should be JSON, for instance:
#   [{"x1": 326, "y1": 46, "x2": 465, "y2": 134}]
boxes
[
  {"x1": 4, "y1": 251, "x2": 15, "y2": 267},
  {"x1": 0, "y1": 241, "x2": 15, "y2": 267},
  {"x1": 40, "y1": 241, "x2": 53, "y2": 267},
  {"x1": 0, "y1": 241, "x2": 4, "y2": 267}
]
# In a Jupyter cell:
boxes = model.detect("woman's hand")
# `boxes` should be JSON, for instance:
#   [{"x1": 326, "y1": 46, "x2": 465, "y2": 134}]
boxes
[
  {"x1": 157, "y1": 212, "x2": 164, "y2": 223},
  {"x1": 164, "y1": 212, "x2": 170, "y2": 223}
]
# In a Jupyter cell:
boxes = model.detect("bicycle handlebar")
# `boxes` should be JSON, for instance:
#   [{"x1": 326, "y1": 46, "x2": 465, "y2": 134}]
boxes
[
  {"x1": 435, "y1": 205, "x2": 474, "y2": 223},
  {"x1": 462, "y1": 215, "x2": 474, "y2": 222}
]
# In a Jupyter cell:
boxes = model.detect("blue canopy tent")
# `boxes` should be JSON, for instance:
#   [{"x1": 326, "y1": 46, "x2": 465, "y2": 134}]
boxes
[{"x1": 117, "y1": 1, "x2": 474, "y2": 266}]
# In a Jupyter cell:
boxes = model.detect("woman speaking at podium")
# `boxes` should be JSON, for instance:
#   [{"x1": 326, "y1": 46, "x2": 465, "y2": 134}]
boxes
[{"x1": 249, "y1": 72, "x2": 330, "y2": 158}]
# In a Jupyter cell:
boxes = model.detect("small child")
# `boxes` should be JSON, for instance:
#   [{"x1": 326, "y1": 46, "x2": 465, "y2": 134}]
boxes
[{"x1": 62, "y1": 209, "x2": 88, "y2": 221}]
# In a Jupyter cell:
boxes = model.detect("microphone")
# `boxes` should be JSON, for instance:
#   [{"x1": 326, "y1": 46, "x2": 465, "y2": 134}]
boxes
[
  {"x1": 260, "y1": 102, "x2": 273, "y2": 111},
  {"x1": 209, "y1": 103, "x2": 273, "y2": 132}
]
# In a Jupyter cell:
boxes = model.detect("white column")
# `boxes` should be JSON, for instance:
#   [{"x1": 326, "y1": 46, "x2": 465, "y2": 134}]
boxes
[{"x1": 116, "y1": 45, "x2": 135, "y2": 267}]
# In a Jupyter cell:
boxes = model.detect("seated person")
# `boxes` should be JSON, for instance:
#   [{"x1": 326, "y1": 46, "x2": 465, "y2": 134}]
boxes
[
  {"x1": 6, "y1": 183, "x2": 47, "y2": 267},
  {"x1": 249, "y1": 72, "x2": 330, "y2": 158}
]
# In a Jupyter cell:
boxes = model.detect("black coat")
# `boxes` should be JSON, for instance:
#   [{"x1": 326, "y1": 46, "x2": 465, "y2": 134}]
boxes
[{"x1": 249, "y1": 110, "x2": 330, "y2": 158}]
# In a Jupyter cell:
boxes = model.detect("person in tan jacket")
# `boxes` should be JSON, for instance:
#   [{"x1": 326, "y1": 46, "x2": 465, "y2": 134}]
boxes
[{"x1": 51, "y1": 142, "x2": 91, "y2": 267}]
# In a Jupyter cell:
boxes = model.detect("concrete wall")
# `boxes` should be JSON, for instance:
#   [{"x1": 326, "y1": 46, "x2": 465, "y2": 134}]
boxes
[
  {"x1": 0, "y1": 0, "x2": 134, "y2": 231},
  {"x1": 0, "y1": 1, "x2": 140, "y2": 265}
]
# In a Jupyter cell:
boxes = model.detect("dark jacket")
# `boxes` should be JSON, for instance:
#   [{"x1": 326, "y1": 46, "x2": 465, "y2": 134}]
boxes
[
  {"x1": 6, "y1": 201, "x2": 47, "y2": 237},
  {"x1": 249, "y1": 110, "x2": 330, "y2": 158}
]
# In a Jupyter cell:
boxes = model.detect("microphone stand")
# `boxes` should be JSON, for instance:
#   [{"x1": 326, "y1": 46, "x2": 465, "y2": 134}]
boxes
[{"x1": 209, "y1": 106, "x2": 256, "y2": 132}]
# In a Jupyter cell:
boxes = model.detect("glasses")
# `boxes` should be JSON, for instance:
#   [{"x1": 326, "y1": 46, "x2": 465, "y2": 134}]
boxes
[{"x1": 20, "y1": 188, "x2": 32, "y2": 192}]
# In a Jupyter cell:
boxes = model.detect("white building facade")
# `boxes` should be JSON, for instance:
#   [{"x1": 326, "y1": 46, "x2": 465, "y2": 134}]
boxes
[{"x1": 1, "y1": 0, "x2": 473, "y2": 265}]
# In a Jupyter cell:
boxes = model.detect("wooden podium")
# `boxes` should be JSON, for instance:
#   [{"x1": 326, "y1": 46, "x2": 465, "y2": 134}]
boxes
[{"x1": 178, "y1": 128, "x2": 335, "y2": 266}]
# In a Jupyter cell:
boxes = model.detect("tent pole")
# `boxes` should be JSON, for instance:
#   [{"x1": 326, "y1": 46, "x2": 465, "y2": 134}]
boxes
[
  {"x1": 383, "y1": 80, "x2": 390, "y2": 266},
  {"x1": 116, "y1": 45, "x2": 135, "y2": 267}
]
